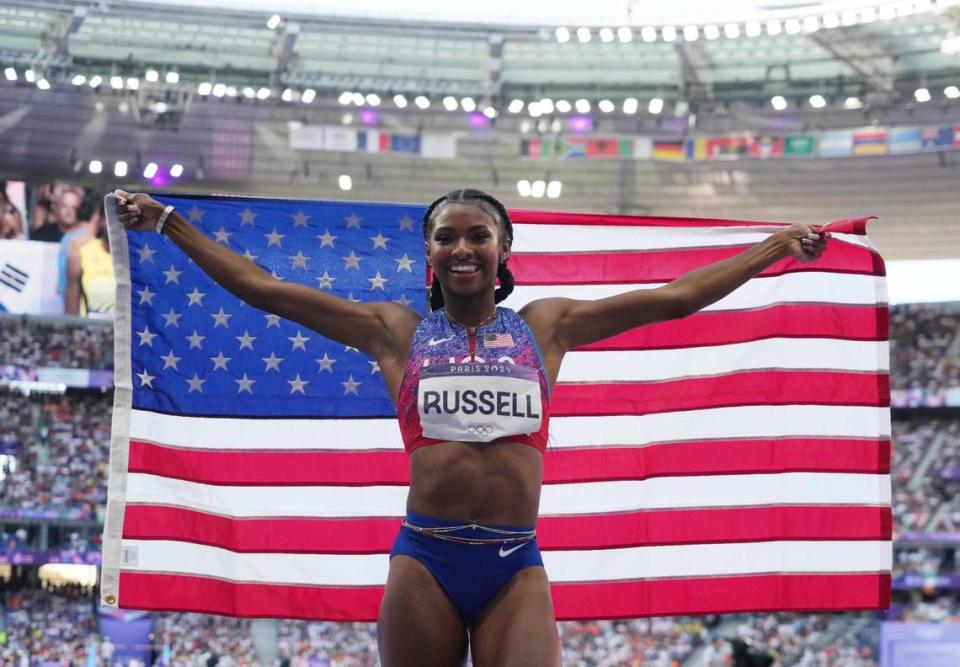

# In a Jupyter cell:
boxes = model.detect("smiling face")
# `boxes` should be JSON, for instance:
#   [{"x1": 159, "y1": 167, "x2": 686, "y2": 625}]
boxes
[{"x1": 425, "y1": 202, "x2": 510, "y2": 300}]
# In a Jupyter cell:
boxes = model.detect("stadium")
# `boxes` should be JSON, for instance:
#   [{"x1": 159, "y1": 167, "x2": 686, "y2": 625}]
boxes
[{"x1": 1, "y1": 0, "x2": 959, "y2": 664}]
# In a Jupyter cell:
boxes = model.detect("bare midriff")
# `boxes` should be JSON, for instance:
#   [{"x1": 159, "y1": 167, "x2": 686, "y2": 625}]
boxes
[{"x1": 407, "y1": 440, "x2": 543, "y2": 526}]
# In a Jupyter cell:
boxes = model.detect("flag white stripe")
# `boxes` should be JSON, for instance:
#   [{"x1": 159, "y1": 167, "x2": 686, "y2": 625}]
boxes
[
  {"x1": 119, "y1": 538, "x2": 890, "y2": 586},
  {"x1": 559, "y1": 339, "x2": 888, "y2": 382},
  {"x1": 125, "y1": 472, "x2": 890, "y2": 518},
  {"x1": 130, "y1": 405, "x2": 890, "y2": 451}
]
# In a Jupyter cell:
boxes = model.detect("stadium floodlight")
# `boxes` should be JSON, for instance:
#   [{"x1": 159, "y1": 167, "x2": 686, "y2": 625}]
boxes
[
  {"x1": 556, "y1": 99, "x2": 572, "y2": 113},
  {"x1": 170, "y1": 164, "x2": 184, "y2": 178},
  {"x1": 393, "y1": 94, "x2": 408, "y2": 108},
  {"x1": 537, "y1": 119, "x2": 549, "y2": 133},
  {"x1": 114, "y1": 161, "x2": 128, "y2": 177},
  {"x1": 723, "y1": 23, "x2": 740, "y2": 39},
  {"x1": 527, "y1": 101, "x2": 543, "y2": 117},
  {"x1": 915, "y1": 0, "x2": 933, "y2": 12},
  {"x1": 745, "y1": 20, "x2": 762, "y2": 37},
  {"x1": 88, "y1": 75, "x2": 102, "y2": 88},
  {"x1": 508, "y1": 99, "x2": 525, "y2": 113},
  {"x1": 860, "y1": 7, "x2": 877, "y2": 23},
  {"x1": 126, "y1": 77, "x2": 139, "y2": 90},
  {"x1": 414, "y1": 95, "x2": 430, "y2": 109},
  {"x1": 460, "y1": 97, "x2": 476, "y2": 112},
  {"x1": 803, "y1": 16, "x2": 820, "y2": 32},
  {"x1": 267, "y1": 14, "x2": 281, "y2": 30},
  {"x1": 641, "y1": 26, "x2": 657, "y2": 42},
  {"x1": 338, "y1": 91, "x2": 353, "y2": 105},
  {"x1": 281, "y1": 88, "x2": 293, "y2": 102},
  {"x1": 914, "y1": 87, "x2": 931, "y2": 103},
  {"x1": 771, "y1": 95, "x2": 788, "y2": 110},
  {"x1": 575, "y1": 98, "x2": 591, "y2": 113},
  {"x1": 784, "y1": 19, "x2": 802, "y2": 35},
  {"x1": 351, "y1": 92, "x2": 364, "y2": 106},
  {"x1": 482, "y1": 106, "x2": 497, "y2": 119},
  {"x1": 154, "y1": 102, "x2": 168, "y2": 113},
  {"x1": 809, "y1": 94, "x2": 827, "y2": 108},
  {"x1": 88, "y1": 160, "x2": 102, "y2": 174},
  {"x1": 4, "y1": 67, "x2": 17, "y2": 81},
  {"x1": 516, "y1": 180, "x2": 531, "y2": 197},
  {"x1": 648, "y1": 97, "x2": 664, "y2": 114},
  {"x1": 341, "y1": 112, "x2": 353, "y2": 125},
  {"x1": 256, "y1": 87, "x2": 271, "y2": 100},
  {"x1": 36, "y1": 78, "x2": 50, "y2": 90},
  {"x1": 531, "y1": 180, "x2": 546, "y2": 198},
  {"x1": 547, "y1": 181, "x2": 562, "y2": 199},
  {"x1": 896, "y1": 1, "x2": 916, "y2": 17},
  {"x1": 143, "y1": 162, "x2": 158, "y2": 179},
  {"x1": 443, "y1": 96, "x2": 458, "y2": 111},
  {"x1": 576, "y1": 27, "x2": 591, "y2": 43},
  {"x1": 366, "y1": 93, "x2": 381, "y2": 106},
  {"x1": 766, "y1": 19, "x2": 782, "y2": 35},
  {"x1": 198, "y1": 82, "x2": 212, "y2": 95},
  {"x1": 945, "y1": 85, "x2": 960, "y2": 100},
  {"x1": 145, "y1": 69, "x2": 159, "y2": 82},
  {"x1": 599, "y1": 28, "x2": 614, "y2": 43},
  {"x1": 242, "y1": 87, "x2": 256, "y2": 99},
  {"x1": 24, "y1": 70, "x2": 36, "y2": 83},
  {"x1": 110, "y1": 76, "x2": 123, "y2": 90},
  {"x1": 661, "y1": 26, "x2": 677, "y2": 42},
  {"x1": 879, "y1": 4, "x2": 897, "y2": 20},
  {"x1": 683, "y1": 25, "x2": 699, "y2": 41},
  {"x1": 841, "y1": 9, "x2": 859, "y2": 26},
  {"x1": 598, "y1": 99, "x2": 615, "y2": 113},
  {"x1": 301, "y1": 88, "x2": 316, "y2": 104},
  {"x1": 212, "y1": 83, "x2": 226, "y2": 97},
  {"x1": 822, "y1": 13, "x2": 840, "y2": 29},
  {"x1": 338, "y1": 174, "x2": 352, "y2": 191},
  {"x1": 623, "y1": 97, "x2": 639, "y2": 114},
  {"x1": 165, "y1": 71, "x2": 179, "y2": 84},
  {"x1": 225, "y1": 86, "x2": 238, "y2": 97},
  {"x1": 539, "y1": 98, "x2": 554, "y2": 114},
  {"x1": 519, "y1": 120, "x2": 531, "y2": 133},
  {"x1": 843, "y1": 96, "x2": 863, "y2": 109},
  {"x1": 71, "y1": 74, "x2": 86, "y2": 86},
  {"x1": 550, "y1": 118, "x2": 562, "y2": 133},
  {"x1": 704, "y1": 25, "x2": 720, "y2": 40},
  {"x1": 555, "y1": 27, "x2": 570, "y2": 43},
  {"x1": 942, "y1": 35, "x2": 960, "y2": 54},
  {"x1": 617, "y1": 27, "x2": 632, "y2": 43}
]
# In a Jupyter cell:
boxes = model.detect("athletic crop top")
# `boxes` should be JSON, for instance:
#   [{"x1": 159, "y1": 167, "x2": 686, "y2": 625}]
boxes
[{"x1": 397, "y1": 307, "x2": 550, "y2": 454}]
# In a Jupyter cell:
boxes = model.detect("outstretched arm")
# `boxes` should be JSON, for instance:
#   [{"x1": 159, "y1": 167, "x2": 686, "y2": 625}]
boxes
[
  {"x1": 524, "y1": 224, "x2": 828, "y2": 358},
  {"x1": 113, "y1": 191, "x2": 420, "y2": 361}
]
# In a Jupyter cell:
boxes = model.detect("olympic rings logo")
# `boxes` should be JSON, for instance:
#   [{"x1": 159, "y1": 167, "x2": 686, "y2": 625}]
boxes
[{"x1": 467, "y1": 424, "x2": 494, "y2": 437}]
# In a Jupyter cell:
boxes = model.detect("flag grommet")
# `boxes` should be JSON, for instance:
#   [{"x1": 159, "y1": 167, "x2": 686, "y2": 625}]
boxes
[{"x1": 104, "y1": 594, "x2": 116, "y2": 605}]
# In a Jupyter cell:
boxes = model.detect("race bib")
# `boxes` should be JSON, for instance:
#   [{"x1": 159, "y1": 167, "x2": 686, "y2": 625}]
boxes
[{"x1": 418, "y1": 362, "x2": 543, "y2": 443}]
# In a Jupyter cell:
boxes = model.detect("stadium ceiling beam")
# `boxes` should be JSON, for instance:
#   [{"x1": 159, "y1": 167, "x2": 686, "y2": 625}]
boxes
[
  {"x1": 273, "y1": 22, "x2": 300, "y2": 89},
  {"x1": 52, "y1": 5, "x2": 87, "y2": 60},
  {"x1": 674, "y1": 41, "x2": 714, "y2": 103},
  {"x1": 809, "y1": 29, "x2": 896, "y2": 100}
]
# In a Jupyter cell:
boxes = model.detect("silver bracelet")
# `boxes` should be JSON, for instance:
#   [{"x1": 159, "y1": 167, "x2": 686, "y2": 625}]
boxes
[{"x1": 156, "y1": 205, "x2": 175, "y2": 236}]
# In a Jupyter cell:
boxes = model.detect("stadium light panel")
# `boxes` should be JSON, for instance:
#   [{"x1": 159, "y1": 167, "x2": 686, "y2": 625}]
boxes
[
  {"x1": 143, "y1": 162, "x2": 158, "y2": 179},
  {"x1": 225, "y1": 86, "x2": 238, "y2": 97},
  {"x1": 860, "y1": 7, "x2": 877, "y2": 23},
  {"x1": 126, "y1": 77, "x2": 139, "y2": 90},
  {"x1": 482, "y1": 106, "x2": 497, "y2": 119},
  {"x1": 556, "y1": 100, "x2": 572, "y2": 113},
  {"x1": 683, "y1": 25, "x2": 699, "y2": 41},
  {"x1": 648, "y1": 97, "x2": 664, "y2": 114},
  {"x1": 393, "y1": 94, "x2": 408, "y2": 108},
  {"x1": 945, "y1": 86, "x2": 960, "y2": 99},
  {"x1": 170, "y1": 164, "x2": 184, "y2": 178},
  {"x1": 338, "y1": 174, "x2": 352, "y2": 191},
  {"x1": 662, "y1": 26, "x2": 677, "y2": 42},
  {"x1": 623, "y1": 97, "x2": 638, "y2": 114},
  {"x1": 71, "y1": 74, "x2": 86, "y2": 86},
  {"x1": 281, "y1": 88, "x2": 293, "y2": 102},
  {"x1": 242, "y1": 87, "x2": 256, "y2": 99},
  {"x1": 461, "y1": 97, "x2": 476, "y2": 112},
  {"x1": 351, "y1": 92, "x2": 364, "y2": 106},
  {"x1": 527, "y1": 101, "x2": 543, "y2": 117},
  {"x1": 198, "y1": 82, "x2": 212, "y2": 95},
  {"x1": 577, "y1": 27, "x2": 591, "y2": 43},
  {"x1": 531, "y1": 180, "x2": 546, "y2": 198},
  {"x1": 547, "y1": 181, "x2": 562, "y2": 199},
  {"x1": 555, "y1": 27, "x2": 570, "y2": 43},
  {"x1": 914, "y1": 87, "x2": 931, "y2": 102},
  {"x1": 415, "y1": 95, "x2": 430, "y2": 109},
  {"x1": 36, "y1": 78, "x2": 50, "y2": 90},
  {"x1": 341, "y1": 112, "x2": 353, "y2": 125},
  {"x1": 617, "y1": 27, "x2": 632, "y2": 43},
  {"x1": 366, "y1": 93, "x2": 381, "y2": 106},
  {"x1": 841, "y1": 9, "x2": 859, "y2": 26},
  {"x1": 145, "y1": 69, "x2": 159, "y2": 82},
  {"x1": 802, "y1": 16, "x2": 820, "y2": 32},
  {"x1": 212, "y1": 83, "x2": 226, "y2": 97},
  {"x1": 599, "y1": 28, "x2": 614, "y2": 43},
  {"x1": 267, "y1": 14, "x2": 281, "y2": 30},
  {"x1": 942, "y1": 35, "x2": 960, "y2": 54},
  {"x1": 745, "y1": 20, "x2": 762, "y2": 37},
  {"x1": 843, "y1": 96, "x2": 863, "y2": 109},
  {"x1": 256, "y1": 87, "x2": 271, "y2": 100},
  {"x1": 771, "y1": 95, "x2": 788, "y2": 110},
  {"x1": 896, "y1": 1, "x2": 915, "y2": 17},
  {"x1": 87, "y1": 160, "x2": 102, "y2": 175},
  {"x1": 519, "y1": 120, "x2": 531, "y2": 133},
  {"x1": 508, "y1": 99, "x2": 524, "y2": 113},
  {"x1": 165, "y1": 71, "x2": 179, "y2": 84},
  {"x1": 4, "y1": 67, "x2": 16, "y2": 81},
  {"x1": 550, "y1": 118, "x2": 562, "y2": 133},
  {"x1": 766, "y1": 19, "x2": 782, "y2": 35},
  {"x1": 784, "y1": 19, "x2": 802, "y2": 34},
  {"x1": 537, "y1": 119, "x2": 548, "y2": 133},
  {"x1": 110, "y1": 76, "x2": 123, "y2": 90},
  {"x1": 641, "y1": 26, "x2": 657, "y2": 42},
  {"x1": 443, "y1": 96, "x2": 458, "y2": 111},
  {"x1": 517, "y1": 180, "x2": 531, "y2": 197},
  {"x1": 823, "y1": 13, "x2": 840, "y2": 29},
  {"x1": 154, "y1": 102, "x2": 168, "y2": 113},
  {"x1": 301, "y1": 88, "x2": 316, "y2": 104},
  {"x1": 575, "y1": 98, "x2": 591, "y2": 113},
  {"x1": 723, "y1": 23, "x2": 740, "y2": 39},
  {"x1": 88, "y1": 75, "x2": 102, "y2": 88},
  {"x1": 598, "y1": 99, "x2": 614, "y2": 113},
  {"x1": 24, "y1": 70, "x2": 36, "y2": 83},
  {"x1": 809, "y1": 94, "x2": 826, "y2": 108},
  {"x1": 539, "y1": 98, "x2": 554, "y2": 114},
  {"x1": 338, "y1": 91, "x2": 353, "y2": 105},
  {"x1": 879, "y1": 4, "x2": 897, "y2": 20},
  {"x1": 703, "y1": 25, "x2": 720, "y2": 40},
  {"x1": 114, "y1": 161, "x2": 128, "y2": 177}
]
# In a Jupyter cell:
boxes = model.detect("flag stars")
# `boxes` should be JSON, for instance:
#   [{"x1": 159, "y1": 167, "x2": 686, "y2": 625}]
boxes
[
  {"x1": 370, "y1": 232, "x2": 390, "y2": 250},
  {"x1": 136, "y1": 368, "x2": 155, "y2": 388},
  {"x1": 290, "y1": 251, "x2": 309, "y2": 269},
  {"x1": 186, "y1": 373, "x2": 205, "y2": 393},
  {"x1": 369, "y1": 360, "x2": 381, "y2": 375},
  {"x1": 210, "y1": 351, "x2": 231, "y2": 371},
  {"x1": 188, "y1": 205, "x2": 204, "y2": 222},
  {"x1": 317, "y1": 230, "x2": 337, "y2": 248},
  {"x1": 239, "y1": 208, "x2": 257, "y2": 225},
  {"x1": 262, "y1": 352, "x2": 283, "y2": 371},
  {"x1": 342, "y1": 251, "x2": 362, "y2": 270},
  {"x1": 288, "y1": 330, "x2": 309, "y2": 351},
  {"x1": 398, "y1": 215, "x2": 415, "y2": 231},
  {"x1": 185, "y1": 287, "x2": 206, "y2": 306},
  {"x1": 341, "y1": 375, "x2": 361, "y2": 395},
  {"x1": 136, "y1": 326, "x2": 156, "y2": 347},
  {"x1": 161, "y1": 308, "x2": 182, "y2": 328},
  {"x1": 344, "y1": 213, "x2": 362, "y2": 229},
  {"x1": 162, "y1": 265, "x2": 183, "y2": 284},
  {"x1": 186, "y1": 330, "x2": 206, "y2": 350},
  {"x1": 288, "y1": 374, "x2": 309, "y2": 394},
  {"x1": 367, "y1": 271, "x2": 388, "y2": 291},
  {"x1": 291, "y1": 210, "x2": 310, "y2": 227},
  {"x1": 213, "y1": 226, "x2": 232, "y2": 244},
  {"x1": 316, "y1": 271, "x2": 336, "y2": 290},
  {"x1": 264, "y1": 313, "x2": 281, "y2": 328},
  {"x1": 211, "y1": 307, "x2": 232, "y2": 328},
  {"x1": 235, "y1": 373, "x2": 256, "y2": 394},
  {"x1": 236, "y1": 330, "x2": 257, "y2": 351},
  {"x1": 315, "y1": 353, "x2": 336, "y2": 373},
  {"x1": 137, "y1": 244, "x2": 156, "y2": 264},
  {"x1": 242, "y1": 249, "x2": 258, "y2": 262},
  {"x1": 265, "y1": 228, "x2": 285, "y2": 247},
  {"x1": 161, "y1": 350, "x2": 181, "y2": 370},
  {"x1": 393, "y1": 294, "x2": 414, "y2": 307},
  {"x1": 395, "y1": 254, "x2": 415, "y2": 272},
  {"x1": 136, "y1": 286, "x2": 156, "y2": 306}
]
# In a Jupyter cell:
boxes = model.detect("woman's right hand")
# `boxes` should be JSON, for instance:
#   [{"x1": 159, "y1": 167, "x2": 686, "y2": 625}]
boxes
[{"x1": 113, "y1": 189, "x2": 166, "y2": 232}]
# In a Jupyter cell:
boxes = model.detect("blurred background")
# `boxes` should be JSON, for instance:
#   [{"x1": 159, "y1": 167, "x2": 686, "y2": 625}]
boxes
[{"x1": 2, "y1": 0, "x2": 960, "y2": 664}]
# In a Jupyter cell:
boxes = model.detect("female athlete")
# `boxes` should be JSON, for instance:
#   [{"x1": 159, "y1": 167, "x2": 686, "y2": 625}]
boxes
[{"x1": 114, "y1": 188, "x2": 827, "y2": 667}]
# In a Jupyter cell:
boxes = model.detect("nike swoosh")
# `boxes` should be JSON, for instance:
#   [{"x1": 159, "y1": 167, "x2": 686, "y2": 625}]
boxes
[
  {"x1": 428, "y1": 336, "x2": 454, "y2": 346},
  {"x1": 498, "y1": 542, "x2": 529, "y2": 558}
]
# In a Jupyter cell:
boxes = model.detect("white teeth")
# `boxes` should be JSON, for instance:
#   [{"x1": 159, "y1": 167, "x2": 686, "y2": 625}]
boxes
[{"x1": 450, "y1": 265, "x2": 478, "y2": 273}]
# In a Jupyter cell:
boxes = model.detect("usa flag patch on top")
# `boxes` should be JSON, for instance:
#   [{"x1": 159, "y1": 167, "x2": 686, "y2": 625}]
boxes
[{"x1": 483, "y1": 332, "x2": 514, "y2": 348}]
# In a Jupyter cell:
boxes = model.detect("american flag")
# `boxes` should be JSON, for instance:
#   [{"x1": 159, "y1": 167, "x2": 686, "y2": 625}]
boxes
[{"x1": 101, "y1": 196, "x2": 891, "y2": 620}]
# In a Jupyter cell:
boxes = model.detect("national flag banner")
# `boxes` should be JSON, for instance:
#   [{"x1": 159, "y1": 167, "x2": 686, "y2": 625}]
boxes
[
  {"x1": 853, "y1": 128, "x2": 888, "y2": 156},
  {"x1": 749, "y1": 135, "x2": 785, "y2": 159},
  {"x1": 705, "y1": 135, "x2": 751, "y2": 159},
  {"x1": 955, "y1": 123, "x2": 960, "y2": 149},
  {"x1": 819, "y1": 130, "x2": 854, "y2": 158},
  {"x1": 102, "y1": 196, "x2": 891, "y2": 621},
  {"x1": 888, "y1": 128, "x2": 923, "y2": 155},
  {"x1": 921, "y1": 125, "x2": 954, "y2": 150},
  {"x1": 652, "y1": 139, "x2": 686, "y2": 161},
  {"x1": 520, "y1": 138, "x2": 551, "y2": 159},
  {"x1": 0, "y1": 240, "x2": 62, "y2": 314},
  {"x1": 783, "y1": 134, "x2": 817, "y2": 157}
]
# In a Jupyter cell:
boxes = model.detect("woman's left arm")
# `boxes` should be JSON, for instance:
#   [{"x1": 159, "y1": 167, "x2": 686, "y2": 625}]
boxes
[{"x1": 528, "y1": 224, "x2": 828, "y2": 354}]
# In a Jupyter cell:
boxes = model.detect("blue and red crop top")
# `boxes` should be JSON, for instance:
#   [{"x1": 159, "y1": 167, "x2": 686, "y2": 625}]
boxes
[{"x1": 397, "y1": 307, "x2": 550, "y2": 454}]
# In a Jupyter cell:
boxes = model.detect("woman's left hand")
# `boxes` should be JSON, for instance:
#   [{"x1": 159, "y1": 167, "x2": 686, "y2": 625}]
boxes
[{"x1": 778, "y1": 223, "x2": 829, "y2": 263}]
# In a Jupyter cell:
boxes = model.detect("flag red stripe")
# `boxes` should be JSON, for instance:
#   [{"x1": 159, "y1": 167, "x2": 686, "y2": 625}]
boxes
[
  {"x1": 509, "y1": 209, "x2": 794, "y2": 228},
  {"x1": 121, "y1": 505, "x2": 891, "y2": 553},
  {"x1": 511, "y1": 243, "x2": 883, "y2": 285},
  {"x1": 579, "y1": 304, "x2": 888, "y2": 350},
  {"x1": 128, "y1": 435, "x2": 889, "y2": 486},
  {"x1": 117, "y1": 571, "x2": 889, "y2": 621},
  {"x1": 551, "y1": 371, "x2": 890, "y2": 417}
]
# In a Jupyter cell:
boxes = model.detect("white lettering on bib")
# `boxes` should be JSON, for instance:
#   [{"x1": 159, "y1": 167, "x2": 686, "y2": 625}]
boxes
[{"x1": 418, "y1": 362, "x2": 542, "y2": 443}]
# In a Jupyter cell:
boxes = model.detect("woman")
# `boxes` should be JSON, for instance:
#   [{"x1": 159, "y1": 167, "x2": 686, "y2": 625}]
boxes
[{"x1": 114, "y1": 188, "x2": 827, "y2": 667}]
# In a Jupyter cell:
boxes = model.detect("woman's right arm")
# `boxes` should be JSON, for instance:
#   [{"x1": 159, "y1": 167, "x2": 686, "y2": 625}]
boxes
[{"x1": 114, "y1": 191, "x2": 420, "y2": 359}]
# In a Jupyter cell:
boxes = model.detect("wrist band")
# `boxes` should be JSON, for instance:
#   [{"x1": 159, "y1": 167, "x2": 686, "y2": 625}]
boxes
[{"x1": 156, "y1": 205, "x2": 175, "y2": 236}]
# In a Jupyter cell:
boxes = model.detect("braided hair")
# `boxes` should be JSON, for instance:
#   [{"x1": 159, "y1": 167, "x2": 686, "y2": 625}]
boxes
[{"x1": 422, "y1": 189, "x2": 516, "y2": 311}]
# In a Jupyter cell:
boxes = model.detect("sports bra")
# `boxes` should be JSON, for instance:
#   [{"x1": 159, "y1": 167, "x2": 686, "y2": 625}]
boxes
[{"x1": 397, "y1": 307, "x2": 550, "y2": 454}]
